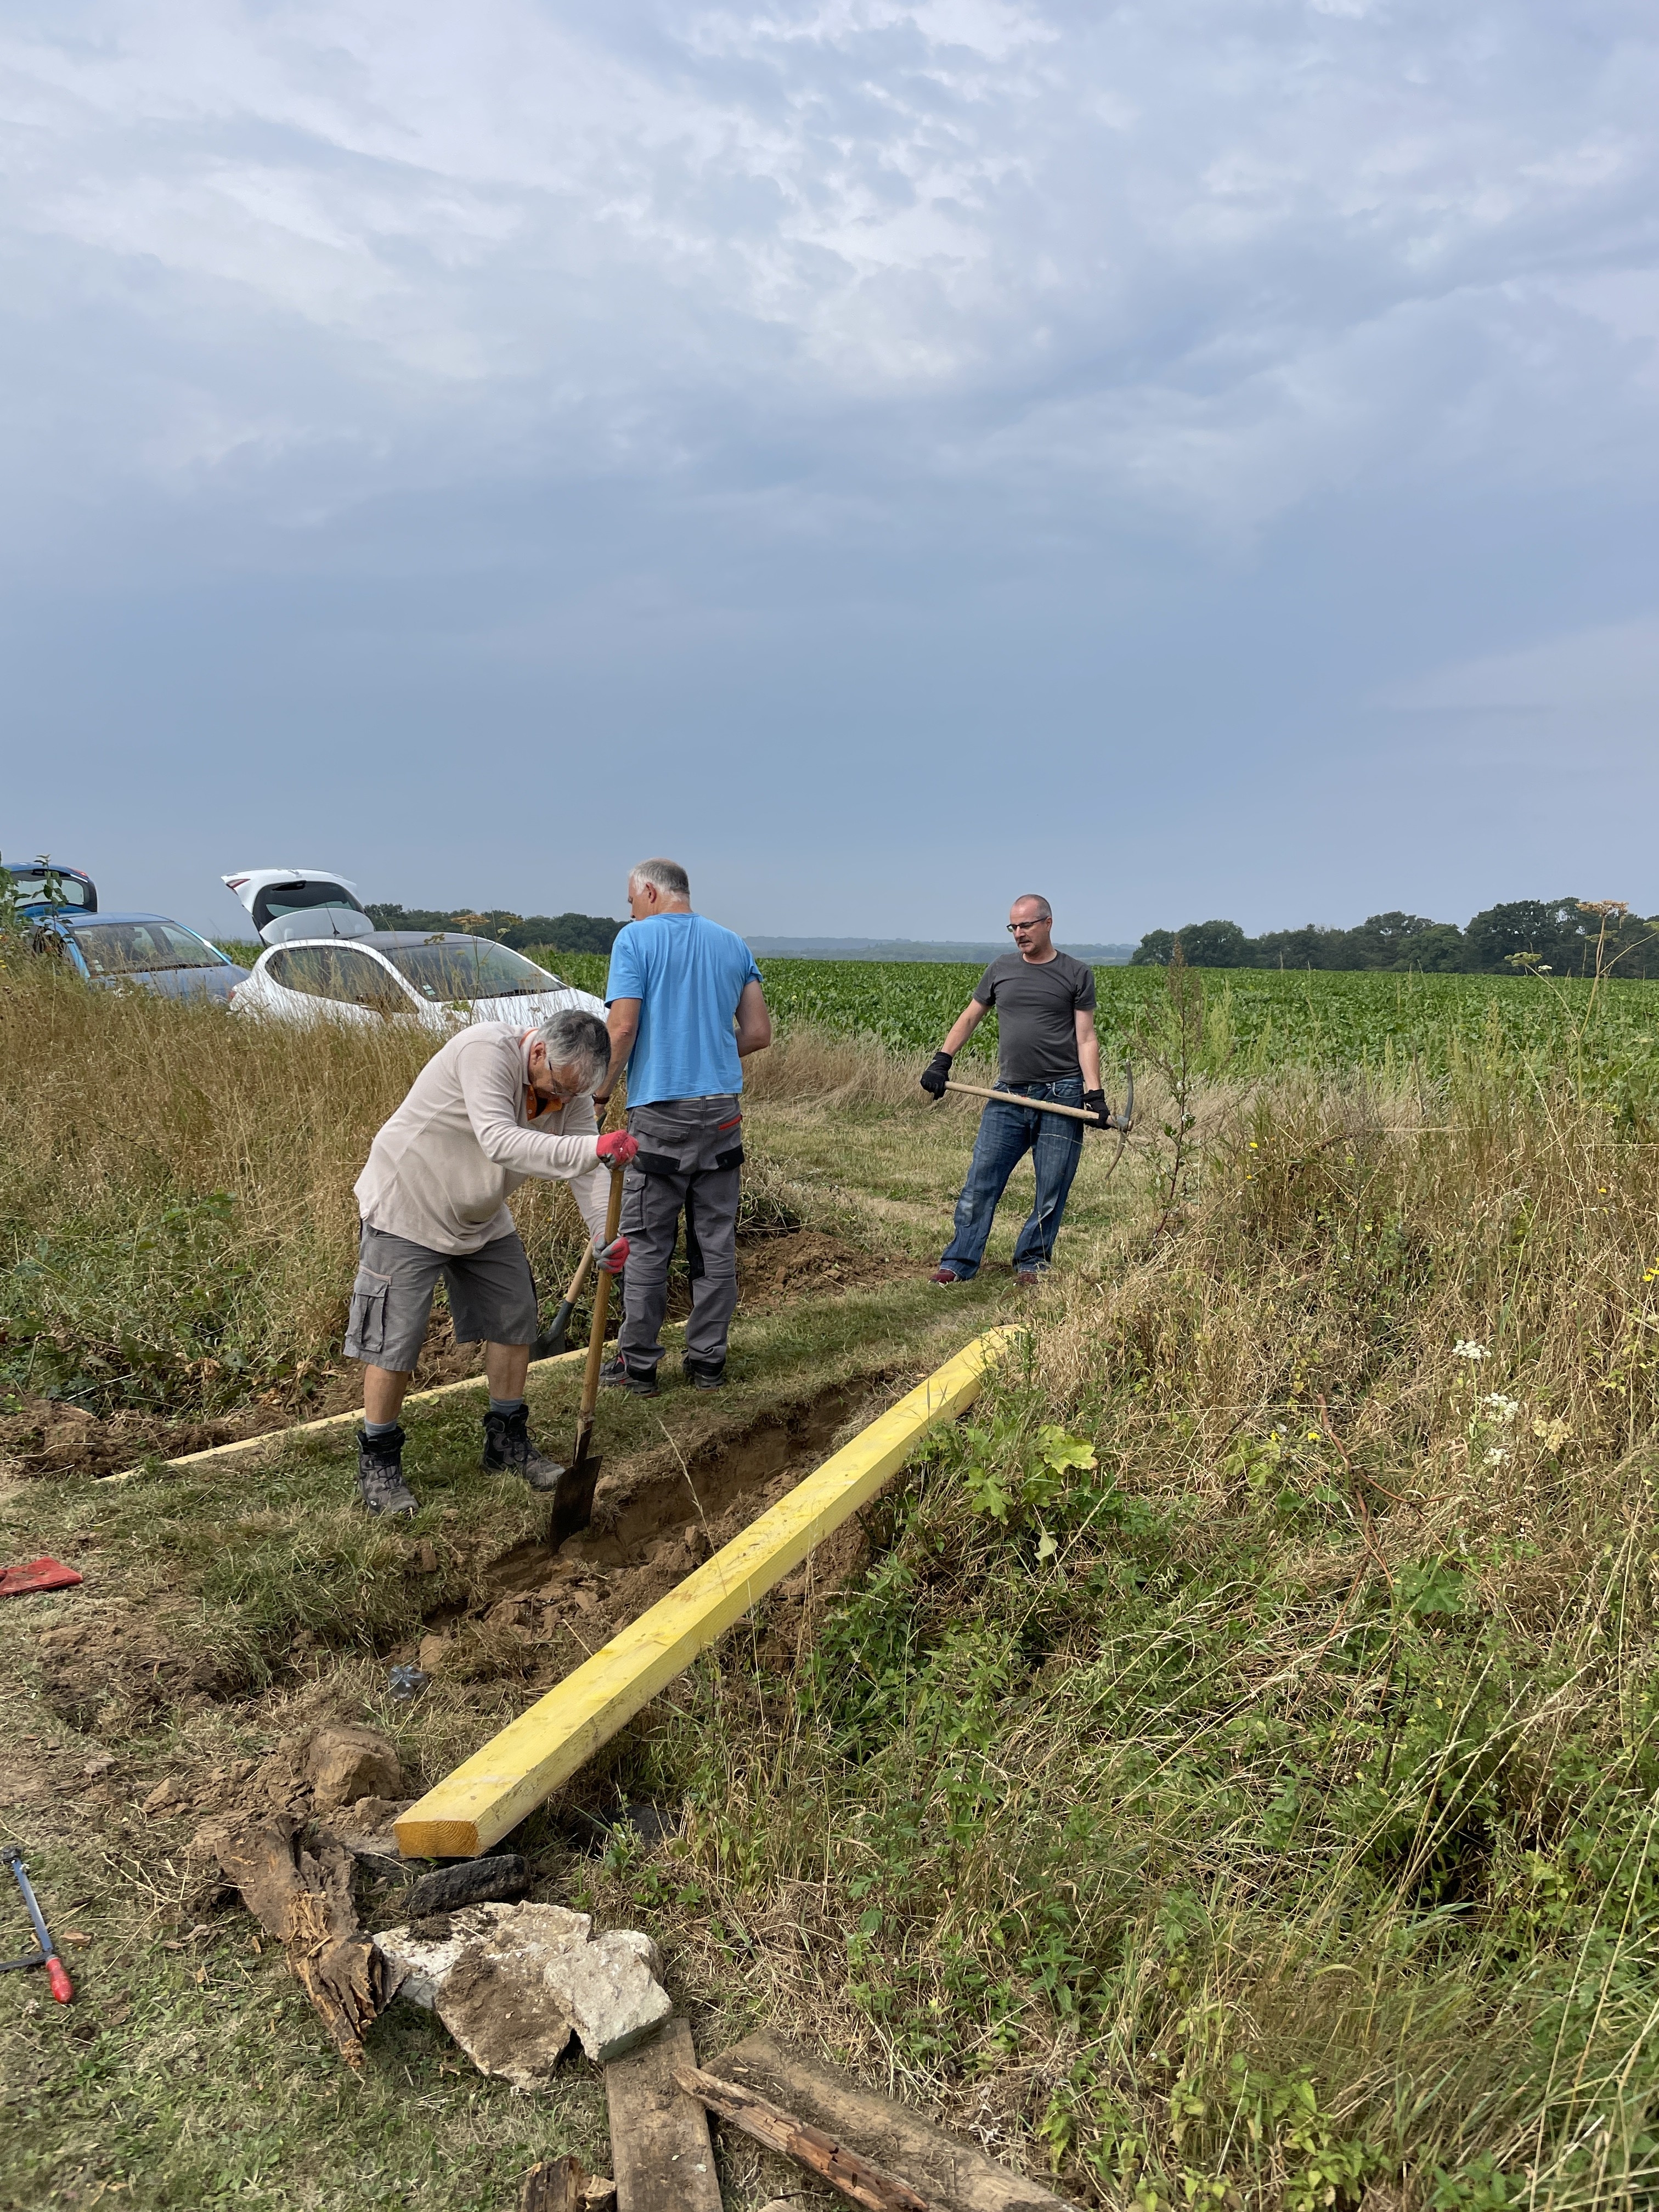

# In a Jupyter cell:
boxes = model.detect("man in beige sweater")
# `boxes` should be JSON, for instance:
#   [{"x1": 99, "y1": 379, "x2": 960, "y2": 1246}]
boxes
[{"x1": 346, "y1": 1006, "x2": 637, "y2": 1515}]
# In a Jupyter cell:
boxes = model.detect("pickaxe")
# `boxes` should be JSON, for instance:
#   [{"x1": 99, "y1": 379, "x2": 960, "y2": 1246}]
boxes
[{"x1": 941, "y1": 1064, "x2": 1135, "y2": 1133}]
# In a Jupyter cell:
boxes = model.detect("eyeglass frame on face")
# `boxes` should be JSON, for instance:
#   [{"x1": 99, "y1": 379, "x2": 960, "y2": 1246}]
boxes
[{"x1": 1007, "y1": 918, "x2": 1047, "y2": 934}]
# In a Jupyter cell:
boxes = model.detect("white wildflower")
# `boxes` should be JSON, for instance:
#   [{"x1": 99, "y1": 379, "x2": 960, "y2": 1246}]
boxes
[
  {"x1": 1485, "y1": 1447, "x2": 1511, "y2": 1466},
  {"x1": 1454, "y1": 1341, "x2": 1489, "y2": 1361},
  {"x1": 1480, "y1": 1394, "x2": 1521, "y2": 1424}
]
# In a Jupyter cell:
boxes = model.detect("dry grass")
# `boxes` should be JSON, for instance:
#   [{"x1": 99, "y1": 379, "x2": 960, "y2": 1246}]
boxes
[
  {"x1": 741, "y1": 1024, "x2": 954, "y2": 1108},
  {"x1": 566, "y1": 1061, "x2": 1659, "y2": 2209},
  {"x1": 0, "y1": 969, "x2": 597, "y2": 1420}
]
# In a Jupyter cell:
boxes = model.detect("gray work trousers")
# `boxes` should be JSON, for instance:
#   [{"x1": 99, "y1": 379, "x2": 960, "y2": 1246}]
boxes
[{"x1": 617, "y1": 1096, "x2": 744, "y2": 1376}]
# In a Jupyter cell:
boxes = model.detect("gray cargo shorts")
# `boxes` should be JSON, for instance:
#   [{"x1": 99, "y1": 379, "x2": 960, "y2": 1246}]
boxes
[{"x1": 343, "y1": 1222, "x2": 540, "y2": 1373}]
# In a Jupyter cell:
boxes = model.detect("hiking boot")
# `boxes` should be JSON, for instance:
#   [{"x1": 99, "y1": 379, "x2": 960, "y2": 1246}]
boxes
[
  {"x1": 356, "y1": 1426, "x2": 417, "y2": 1517},
  {"x1": 481, "y1": 1406, "x2": 565, "y2": 1492},
  {"x1": 1015, "y1": 1267, "x2": 1044, "y2": 1288},
  {"x1": 929, "y1": 1267, "x2": 963, "y2": 1285},
  {"x1": 599, "y1": 1353, "x2": 659, "y2": 1398},
  {"x1": 682, "y1": 1358, "x2": 726, "y2": 1391}
]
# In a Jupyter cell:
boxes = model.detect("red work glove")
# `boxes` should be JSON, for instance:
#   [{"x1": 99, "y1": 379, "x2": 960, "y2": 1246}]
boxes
[
  {"x1": 595, "y1": 1130, "x2": 638, "y2": 1166},
  {"x1": 594, "y1": 1234, "x2": 629, "y2": 1274}
]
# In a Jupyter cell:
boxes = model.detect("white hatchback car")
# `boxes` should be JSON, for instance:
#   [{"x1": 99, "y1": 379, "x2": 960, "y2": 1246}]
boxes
[{"x1": 229, "y1": 930, "x2": 606, "y2": 1034}]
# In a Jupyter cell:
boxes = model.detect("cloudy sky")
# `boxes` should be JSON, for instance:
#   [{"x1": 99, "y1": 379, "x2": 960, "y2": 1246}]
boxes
[{"x1": 3, "y1": 0, "x2": 1656, "y2": 942}]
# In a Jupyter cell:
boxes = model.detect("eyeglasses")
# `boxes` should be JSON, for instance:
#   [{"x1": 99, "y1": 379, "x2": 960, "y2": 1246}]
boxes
[{"x1": 1007, "y1": 919, "x2": 1047, "y2": 933}]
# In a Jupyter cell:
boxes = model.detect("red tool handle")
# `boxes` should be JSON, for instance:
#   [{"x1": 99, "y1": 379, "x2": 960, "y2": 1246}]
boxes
[{"x1": 45, "y1": 1955, "x2": 72, "y2": 2003}]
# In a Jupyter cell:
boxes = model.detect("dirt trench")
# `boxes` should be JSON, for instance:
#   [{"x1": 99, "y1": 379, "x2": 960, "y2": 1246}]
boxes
[{"x1": 415, "y1": 1379, "x2": 887, "y2": 1693}]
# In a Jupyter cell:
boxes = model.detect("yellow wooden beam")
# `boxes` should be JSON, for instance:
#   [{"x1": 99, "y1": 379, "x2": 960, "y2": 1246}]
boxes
[{"x1": 396, "y1": 1326, "x2": 1018, "y2": 1858}]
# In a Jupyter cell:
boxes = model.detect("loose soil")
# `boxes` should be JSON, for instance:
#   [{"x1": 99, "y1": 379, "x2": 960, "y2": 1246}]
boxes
[{"x1": 411, "y1": 1379, "x2": 883, "y2": 1699}]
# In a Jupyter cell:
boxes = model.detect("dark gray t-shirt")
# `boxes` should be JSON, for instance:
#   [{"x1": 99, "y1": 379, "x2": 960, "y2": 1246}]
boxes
[{"x1": 973, "y1": 950, "x2": 1096, "y2": 1084}]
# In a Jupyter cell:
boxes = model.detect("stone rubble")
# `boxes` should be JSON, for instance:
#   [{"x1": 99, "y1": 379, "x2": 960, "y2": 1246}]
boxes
[{"x1": 374, "y1": 1900, "x2": 672, "y2": 2086}]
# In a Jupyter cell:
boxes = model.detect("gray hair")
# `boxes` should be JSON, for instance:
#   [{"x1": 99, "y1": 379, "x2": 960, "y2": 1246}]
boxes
[
  {"x1": 1012, "y1": 893, "x2": 1053, "y2": 921},
  {"x1": 534, "y1": 1006, "x2": 611, "y2": 1094},
  {"x1": 630, "y1": 856, "x2": 690, "y2": 901}
]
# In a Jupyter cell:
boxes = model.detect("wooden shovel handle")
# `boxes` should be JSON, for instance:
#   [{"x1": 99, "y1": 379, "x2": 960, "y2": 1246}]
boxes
[
  {"x1": 563, "y1": 1242, "x2": 596, "y2": 1308},
  {"x1": 578, "y1": 1164, "x2": 627, "y2": 1427}
]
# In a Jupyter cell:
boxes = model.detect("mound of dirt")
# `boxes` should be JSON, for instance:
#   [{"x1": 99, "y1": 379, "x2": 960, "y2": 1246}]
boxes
[
  {"x1": 35, "y1": 1607, "x2": 248, "y2": 1733},
  {"x1": 730, "y1": 1228, "x2": 890, "y2": 1308}
]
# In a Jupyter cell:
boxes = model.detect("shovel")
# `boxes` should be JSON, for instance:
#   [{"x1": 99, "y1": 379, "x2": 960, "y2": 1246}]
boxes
[
  {"x1": 531, "y1": 1245, "x2": 596, "y2": 1361},
  {"x1": 549, "y1": 1161, "x2": 625, "y2": 1547}
]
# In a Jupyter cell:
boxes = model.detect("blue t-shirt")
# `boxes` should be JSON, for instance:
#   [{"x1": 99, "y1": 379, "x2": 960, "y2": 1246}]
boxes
[{"x1": 605, "y1": 913, "x2": 763, "y2": 1108}]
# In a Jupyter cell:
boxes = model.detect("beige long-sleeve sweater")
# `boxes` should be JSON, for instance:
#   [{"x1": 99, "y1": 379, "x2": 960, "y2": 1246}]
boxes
[{"x1": 354, "y1": 1024, "x2": 610, "y2": 1255}]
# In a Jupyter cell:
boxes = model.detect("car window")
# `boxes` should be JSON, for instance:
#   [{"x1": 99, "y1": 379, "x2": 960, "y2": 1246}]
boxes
[
  {"x1": 8, "y1": 870, "x2": 92, "y2": 910},
  {"x1": 377, "y1": 938, "x2": 560, "y2": 1003},
  {"x1": 251, "y1": 879, "x2": 366, "y2": 933},
  {"x1": 71, "y1": 922, "x2": 222, "y2": 974},
  {"x1": 329, "y1": 948, "x2": 411, "y2": 1014},
  {"x1": 265, "y1": 945, "x2": 408, "y2": 1013},
  {"x1": 264, "y1": 946, "x2": 331, "y2": 996}
]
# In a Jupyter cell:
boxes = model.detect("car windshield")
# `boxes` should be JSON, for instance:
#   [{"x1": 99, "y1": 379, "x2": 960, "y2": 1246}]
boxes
[
  {"x1": 10, "y1": 871, "x2": 90, "y2": 909},
  {"x1": 378, "y1": 939, "x2": 560, "y2": 1002},
  {"x1": 72, "y1": 922, "x2": 222, "y2": 975}
]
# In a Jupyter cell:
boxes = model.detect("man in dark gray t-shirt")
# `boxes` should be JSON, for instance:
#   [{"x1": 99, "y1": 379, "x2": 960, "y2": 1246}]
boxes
[{"x1": 918, "y1": 894, "x2": 1104, "y2": 1284}]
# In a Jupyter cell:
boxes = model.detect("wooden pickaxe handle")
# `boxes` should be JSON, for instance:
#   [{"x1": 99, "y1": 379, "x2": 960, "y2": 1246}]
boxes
[{"x1": 943, "y1": 1079, "x2": 1127, "y2": 1130}]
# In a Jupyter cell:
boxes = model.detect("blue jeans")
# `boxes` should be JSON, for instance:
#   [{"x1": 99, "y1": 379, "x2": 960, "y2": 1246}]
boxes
[{"x1": 939, "y1": 1077, "x2": 1086, "y2": 1278}]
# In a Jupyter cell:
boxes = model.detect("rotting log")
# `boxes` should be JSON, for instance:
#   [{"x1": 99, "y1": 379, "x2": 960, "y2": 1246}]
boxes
[
  {"x1": 676, "y1": 2063, "x2": 929, "y2": 2212},
  {"x1": 396, "y1": 1327, "x2": 1017, "y2": 1858},
  {"x1": 704, "y1": 2032, "x2": 1075, "y2": 2211},
  {"x1": 519, "y1": 2155, "x2": 586, "y2": 2212}
]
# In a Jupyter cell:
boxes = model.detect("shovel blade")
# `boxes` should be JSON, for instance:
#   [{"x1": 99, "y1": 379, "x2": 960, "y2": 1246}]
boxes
[
  {"x1": 531, "y1": 1297, "x2": 574, "y2": 1362},
  {"x1": 550, "y1": 1448, "x2": 602, "y2": 1548}
]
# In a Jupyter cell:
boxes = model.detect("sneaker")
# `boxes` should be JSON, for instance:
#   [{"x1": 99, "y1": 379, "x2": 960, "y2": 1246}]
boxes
[
  {"x1": 356, "y1": 1425, "x2": 417, "y2": 1517},
  {"x1": 929, "y1": 1267, "x2": 963, "y2": 1285},
  {"x1": 599, "y1": 1353, "x2": 659, "y2": 1398},
  {"x1": 481, "y1": 1407, "x2": 566, "y2": 1492},
  {"x1": 682, "y1": 1358, "x2": 726, "y2": 1391},
  {"x1": 1015, "y1": 1268, "x2": 1044, "y2": 1288}
]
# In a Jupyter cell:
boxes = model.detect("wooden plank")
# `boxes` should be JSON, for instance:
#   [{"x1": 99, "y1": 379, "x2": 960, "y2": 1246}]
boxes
[
  {"x1": 396, "y1": 1328, "x2": 1015, "y2": 1857},
  {"x1": 703, "y1": 2033, "x2": 1075, "y2": 2212},
  {"x1": 606, "y1": 2019, "x2": 723, "y2": 2212},
  {"x1": 100, "y1": 1342, "x2": 586, "y2": 1484},
  {"x1": 676, "y1": 2063, "x2": 928, "y2": 2211}
]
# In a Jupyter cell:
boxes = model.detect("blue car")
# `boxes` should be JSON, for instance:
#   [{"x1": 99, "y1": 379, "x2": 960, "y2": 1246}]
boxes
[{"x1": 32, "y1": 910, "x2": 243, "y2": 1004}]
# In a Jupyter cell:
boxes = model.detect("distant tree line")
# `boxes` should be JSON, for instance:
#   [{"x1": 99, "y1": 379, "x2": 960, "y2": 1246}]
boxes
[
  {"x1": 1132, "y1": 900, "x2": 1659, "y2": 979},
  {"x1": 365, "y1": 905, "x2": 623, "y2": 953}
]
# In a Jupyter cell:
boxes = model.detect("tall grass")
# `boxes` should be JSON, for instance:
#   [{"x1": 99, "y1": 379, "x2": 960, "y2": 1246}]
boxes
[
  {"x1": 583, "y1": 1056, "x2": 1659, "y2": 2209},
  {"x1": 0, "y1": 968, "x2": 593, "y2": 1418}
]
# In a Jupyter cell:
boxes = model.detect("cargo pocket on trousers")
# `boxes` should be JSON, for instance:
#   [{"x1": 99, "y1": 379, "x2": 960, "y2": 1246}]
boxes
[
  {"x1": 713, "y1": 1145, "x2": 744, "y2": 1171},
  {"x1": 634, "y1": 1151, "x2": 683, "y2": 1177},
  {"x1": 346, "y1": 1274, "x2": 391, "y2": 1359}
]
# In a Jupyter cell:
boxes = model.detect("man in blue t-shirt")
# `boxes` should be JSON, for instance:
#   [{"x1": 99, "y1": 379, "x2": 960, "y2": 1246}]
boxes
[{"x1": 597, "y1": 857, "x2": 771, "y2": 1393}]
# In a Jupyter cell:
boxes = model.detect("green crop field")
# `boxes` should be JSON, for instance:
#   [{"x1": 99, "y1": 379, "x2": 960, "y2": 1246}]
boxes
[{"x1": 539, "y1": 949, "x2": 1659, "y2": 1091}]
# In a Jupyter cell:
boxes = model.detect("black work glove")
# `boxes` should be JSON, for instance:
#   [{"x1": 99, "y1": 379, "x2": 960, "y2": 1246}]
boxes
[
  {"x1": 919, "y1": 1049, "x2": 954, "y2": 1099},
  {"x1": 1082, "y1": 1088, "x2": 1110, "y2": 1128}
]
